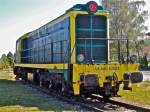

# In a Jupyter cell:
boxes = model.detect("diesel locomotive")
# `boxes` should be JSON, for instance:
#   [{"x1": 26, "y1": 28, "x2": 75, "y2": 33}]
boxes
[{"x1": 13, "y1": 1, "x2": 143, "y2": 97}]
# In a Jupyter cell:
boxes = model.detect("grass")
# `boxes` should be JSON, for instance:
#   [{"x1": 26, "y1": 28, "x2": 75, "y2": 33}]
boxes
[
  {"x1": 0, "y1": 64, "x2": 3, "y2": 70},
  {"x1": 2, "y1": 69, "x2": 149, "y2": 111},
  {"x1": 0, "y1": 70, "x2": 75, "y2": 112},
  {"x1": 117, "y1": 81, "x2": 150, "y2": 107}
]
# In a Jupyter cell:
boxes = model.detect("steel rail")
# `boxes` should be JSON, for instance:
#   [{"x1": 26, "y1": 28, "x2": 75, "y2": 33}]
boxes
[
  {"x1": 20, "y1": 80, "x2": 150, "y2": 112},
  {"x1": 92, "y1": 94, "x2": 150, "y2": 112},
  {"x1": 108, "y1": 99, "x2": 150, "y2": 112},
  {"x1": 21, "y1": 81, "x2": 105, "y2": 112}
]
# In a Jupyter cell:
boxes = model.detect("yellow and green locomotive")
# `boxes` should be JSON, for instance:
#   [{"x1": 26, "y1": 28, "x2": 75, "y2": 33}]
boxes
[{"x1": 14, "y1": 1, "x2": 143, "y2": 97}]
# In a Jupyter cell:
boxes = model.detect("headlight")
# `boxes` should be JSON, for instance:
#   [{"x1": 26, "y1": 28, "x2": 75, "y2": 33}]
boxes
[{"x1": 77, "y1": 54, "x2": 84, "y2": 62}]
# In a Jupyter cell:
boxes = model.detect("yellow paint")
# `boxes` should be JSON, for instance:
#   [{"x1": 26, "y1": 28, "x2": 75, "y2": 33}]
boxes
[
  {"x1": 17, "y1": 14, "x2": 70, "y2": 42},
  {"x1": 20, "y1": 33, "x2": 32, "y2": 39},
  {"x1": 69, "y1": 10, "x2": 109, "y2": 64},
  {"x1": 16, "y1": 10, "x2": 109, "y2": 64},
  {"x1": 16, "y1": 13, "x2": 71, "y2": 63},
  {"x1": 17, "y1": 33, "x2": 32, "y2": 63},
  {"x1": 70, "y1": 11, "x2": 109, "y2": 17},
  {"x1": 73, "y1": 64, "x2": 80, "y2": 95},
  {"x1": 15, "y1": 9, "x2": 117, "y2": 96},
  {"x1": 14, "y1": 64, "x2": 68, "y2": 69},
  {"x1": 46, "y1": 14, "x2": 70, "y2": 29},
  {"x1": 68, "y1": 10, "x2": 111, "y2": 95},
  {"x1": 13, "y1": 63, "x2": 138, "y2": 96},
  {"x1": 34, "y1": 13, "x2": 71, "y2": 36},
  {"x1": 72, "y1": 63, "x2": 139, "y2": 95},
  {"x1": 69, "y1": 12, "x2": 77, "y2": 64}
]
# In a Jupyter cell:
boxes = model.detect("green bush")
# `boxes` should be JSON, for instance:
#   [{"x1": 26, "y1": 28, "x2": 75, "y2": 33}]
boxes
[
  {"x1": 148, "y1": 63, "x2": 150, "y2": 67},
  {"x1": 140, "y1": 54, "x2": 148, "y2": 67}
]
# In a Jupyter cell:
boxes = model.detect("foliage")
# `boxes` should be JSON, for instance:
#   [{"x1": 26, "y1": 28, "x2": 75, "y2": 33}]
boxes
[
  {"x1": 1, "y1": 54, "x2": 9, "y2": 69},
  {"x1": 0, "y1": 52, "x2": 14, "y2": 69},
  {"x1": 140, "y1": 53, "x2": 148, "y2": 67},
  {"x1": 7, "y1": 52, "x2": 14, "y2": 68},
  {"x1": 104, "y1": 0, "x2": 148, "y2": 39},
  {"x1": 103, "y1": 0, "x2": 148, "y2": 60}
]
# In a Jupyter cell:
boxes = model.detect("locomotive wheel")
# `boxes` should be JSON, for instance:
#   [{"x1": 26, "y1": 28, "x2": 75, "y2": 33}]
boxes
[
  {"x1": 61, "y1": 82, "x2": 68, "y2": 95},
  {"x1": 22, "y1": 73, "x2": 28, "y2": 81},
  {"x1": 33, "y1": 73, "x2": 40, "y2": 85},
  {"x1": 112, "y1": 72, "x2": 120, "y2": 96},
  {"x1": 112, "y1": 86, "x2": 119, "y2": 96},
  {"x1": 48, "y1": 80, "x2": 53, "y2": 89},
  {"x1": 44, "y1": 81, "x2": 50, "y2": 88},
  {"x1": 61, "y1": 83, "x2": 65, "y2": 93},
  {"x1": 39, "y1": 78, "x2": 45, "y2": 87}
]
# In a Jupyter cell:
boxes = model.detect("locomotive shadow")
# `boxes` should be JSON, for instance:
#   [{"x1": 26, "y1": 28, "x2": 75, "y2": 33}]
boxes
[{"x1": 0, "y1": 79, "x2": 72, "y2": 111}]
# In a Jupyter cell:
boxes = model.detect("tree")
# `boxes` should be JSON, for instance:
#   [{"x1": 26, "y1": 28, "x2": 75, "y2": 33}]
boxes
[
  {"x1": 140, "y1": 53, "x2": 148, "y2": 67},
  {"x1": 7, "y1": 51, "x2": 14, "y2": 67},
  {"x1": 104, "y1": 0, "x2": 148, "y2": 39},
  {"x1": 103, "y1": 0, "x2": 148, "y2": 61},
  {"x1": 1, "y1": 54, "x2": 9, "y2": 69}
]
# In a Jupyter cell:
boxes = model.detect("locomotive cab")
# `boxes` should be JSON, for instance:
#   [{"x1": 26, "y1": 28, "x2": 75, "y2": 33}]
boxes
[{"x1": 69, "y1": 1, "x2": 143, "y2": 97}]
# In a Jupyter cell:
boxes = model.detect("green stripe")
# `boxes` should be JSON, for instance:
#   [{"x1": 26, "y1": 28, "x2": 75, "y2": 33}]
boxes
[
  {"x1": 77, "y1": 28, "x2": 105, "y2": 32},
  {"x1": 77, "y1": 44, "x2": 105, "y2": 47}
]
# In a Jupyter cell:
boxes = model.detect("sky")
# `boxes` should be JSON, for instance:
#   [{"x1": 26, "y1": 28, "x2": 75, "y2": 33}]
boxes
[{"x1": 0, "y1": 0, "x2": 150, "y2": 57}]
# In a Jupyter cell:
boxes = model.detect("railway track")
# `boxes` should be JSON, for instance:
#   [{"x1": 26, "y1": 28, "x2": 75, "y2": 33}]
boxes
[
  {"x1": 91, "y1": 94, "x2": 150, "y2": 112},
  {"x1": 108, "y1": 99, "x2": 150, "y2": 112},
  {"x1": 20, "y1": 80, "x2": 150, "y2": 112}
]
